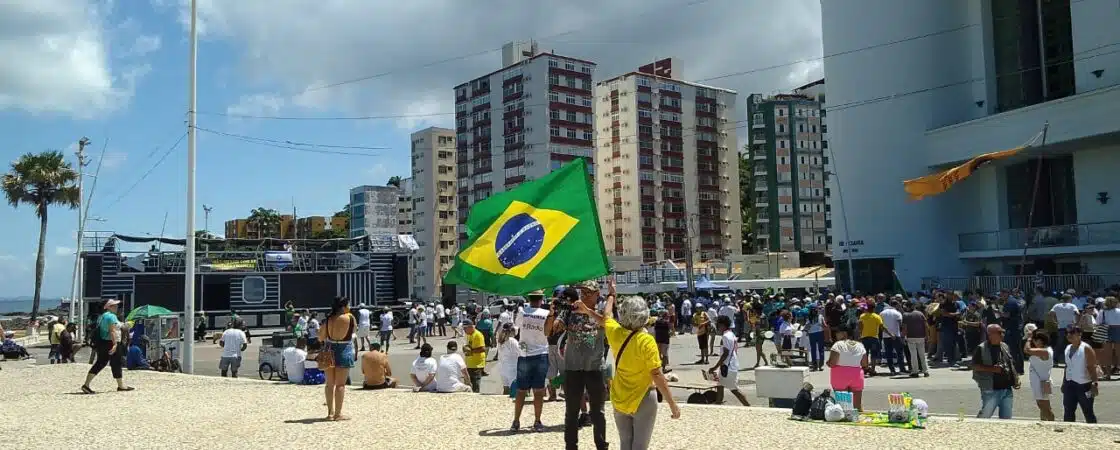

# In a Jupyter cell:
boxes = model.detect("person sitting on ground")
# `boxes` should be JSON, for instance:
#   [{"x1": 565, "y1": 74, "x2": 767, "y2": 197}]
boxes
[
  {"x1": 435, "y1": 340, "x2": 472, "y2": 393},
  {"x1": 126, "y1": 337, "x2": 152, "y2": 370},
  {"x1": 361, "y1": 343, "x2": 397, "y2": 389},
  {"x1": 410, "y1": 343, "x2": 438, "y2": 392},
  {"x1": 1, "y1": 331, "x2": 31, "y2": 359},
  {"x1": 282, "y1": 337, "x2": 308, "y2": 384}
]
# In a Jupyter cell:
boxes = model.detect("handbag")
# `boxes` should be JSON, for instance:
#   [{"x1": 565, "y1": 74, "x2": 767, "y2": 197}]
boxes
[
  {"x1": 1092, "y1": 313, "x2": 1109, "y2": 344},
  {"x1": 316, "y1": 317, "x2": 337, "y2": 370}
]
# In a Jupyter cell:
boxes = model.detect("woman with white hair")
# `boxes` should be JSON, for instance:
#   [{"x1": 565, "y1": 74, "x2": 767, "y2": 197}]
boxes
[{"x1": 574, "y1": 280, "x2": 680, "y2": 450}]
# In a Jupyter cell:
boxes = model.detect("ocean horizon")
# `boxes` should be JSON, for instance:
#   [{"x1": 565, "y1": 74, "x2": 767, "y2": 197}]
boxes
[{"x1": 0, "y1": 299, "x2": 64, "y2": 315}]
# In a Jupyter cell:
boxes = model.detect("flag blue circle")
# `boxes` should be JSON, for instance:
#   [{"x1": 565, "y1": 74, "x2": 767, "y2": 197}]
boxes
[{"x1": 495, "y1": 213, "x2": 545, "y2": 269}]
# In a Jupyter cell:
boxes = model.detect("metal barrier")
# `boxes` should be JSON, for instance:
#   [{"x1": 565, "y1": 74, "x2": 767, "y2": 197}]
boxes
[{"x1": 920, "y1": 274, "x2": 1120, "y2": 294}]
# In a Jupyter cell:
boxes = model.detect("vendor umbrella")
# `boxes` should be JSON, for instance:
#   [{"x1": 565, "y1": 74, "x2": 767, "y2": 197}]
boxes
[{"x1": 126, "y1": 305, "x2": 175, "y2": 321}]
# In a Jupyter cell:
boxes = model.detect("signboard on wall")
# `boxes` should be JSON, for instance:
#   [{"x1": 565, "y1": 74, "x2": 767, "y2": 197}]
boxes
[
  {"x1": 837, "y1": 239, "x2": 865, "y2": 255},
  {"x1": 638, "y1": 58, "x2": 674, "y2": 78}
]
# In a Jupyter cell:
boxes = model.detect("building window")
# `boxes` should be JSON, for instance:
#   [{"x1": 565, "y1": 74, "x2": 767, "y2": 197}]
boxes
[
  {"x1": 991, "y1": 0, "x2": 1075, "y2": 112},
  {"x1": 242, "y1": 276, "x2": 266, "y2": 303}
]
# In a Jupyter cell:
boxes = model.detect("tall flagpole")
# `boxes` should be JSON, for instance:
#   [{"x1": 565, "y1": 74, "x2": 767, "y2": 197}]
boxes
[{"x1": 183, "y1": 0, "x2": 198, "y2": 373}]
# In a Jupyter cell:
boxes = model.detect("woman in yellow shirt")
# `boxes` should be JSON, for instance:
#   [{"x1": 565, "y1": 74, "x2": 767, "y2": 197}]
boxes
[{"x1": 574, "y1": 284, "x2": 679, "y2": 450}]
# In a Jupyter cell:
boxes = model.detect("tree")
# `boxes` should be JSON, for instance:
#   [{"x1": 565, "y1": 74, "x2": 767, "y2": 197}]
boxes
[
  {"x1": 387, "y1": 176, "x2": 402, "y2": 188},
  {"x1": 247, "y1": 207, "x2": 281, "y2": 239},
  {"x1": 739, "y1": 145, "x2": 757, "y2": 254},
  {"x1": 2, "y1": 151, "x2": 80, "y2": 322}
]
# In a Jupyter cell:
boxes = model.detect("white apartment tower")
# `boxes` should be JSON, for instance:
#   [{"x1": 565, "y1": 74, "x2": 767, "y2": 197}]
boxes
[
  {"x1": 595, "y1": 61, "x2": 742, "y2": 263},
  {"x1": 410, "y1": 127, "x2": 457, "y2": 302},
  {"x1": 454, "y1": 41, "x2": 597, "y2": 244}
]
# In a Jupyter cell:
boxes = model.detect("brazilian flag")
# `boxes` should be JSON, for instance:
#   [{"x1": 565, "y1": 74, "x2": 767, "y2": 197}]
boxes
[{"x1": 443, "y1": 158, "x2": 609, "y2": 294}]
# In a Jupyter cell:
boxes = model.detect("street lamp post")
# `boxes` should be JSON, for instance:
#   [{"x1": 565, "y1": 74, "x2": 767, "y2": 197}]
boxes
[{"x1": 826, "y1": 167, "x2": 856, "y2": 293}]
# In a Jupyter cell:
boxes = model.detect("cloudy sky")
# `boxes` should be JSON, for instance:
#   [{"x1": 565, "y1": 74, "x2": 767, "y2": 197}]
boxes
[{"x1": 0, "y1": 0, "x2": 822, "y2": 297}]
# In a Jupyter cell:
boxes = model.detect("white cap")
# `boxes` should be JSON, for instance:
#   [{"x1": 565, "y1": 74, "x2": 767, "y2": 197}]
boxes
[{"x1": 105, "y1": 299, "x2": 121, "y2": 307}]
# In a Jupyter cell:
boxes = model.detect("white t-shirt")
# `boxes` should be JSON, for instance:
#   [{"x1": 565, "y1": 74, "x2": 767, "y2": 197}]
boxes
[
  {"x1": 515, "y1": 306, "x2": 550, "y2": 357},
  {"x1": 408, "y1": 308, "x2": 418, "y2": 325},
  {"x1": 307, "y1": 318, "x2": 320, "y2": 340},
  {"x1": 719, "y1": 305, "x2": 738, "y2": 320},
  {"x1": 357, "y1": 309, "x2": 372, "y2": 328},
  {"x1": 436, "y1": 304, "x2": 446, "y2": 319},
  {"x1": 380, "y1": 312, "x2": 394, "y2": 331},
  {"x1": 1102, "y1": 307, "x2": 1120, "y2": 325},
  {"x1": 220, "y1": 328, "x2": 247, "y2": 358},
  {"x1": 1051, "y1": 302, "x2": 1080, "y2": 327},
  {"x1": 830, "y1": 340, "x2": 867, "y2": 368},
  {"x1": 410, "y1": 356, "x2": 438, "y2": 386},
  {"x1": 721, "y1": 330, "x2": 739, "y2": 372},
  {"x1": 880, "y1": 307, "x2": 903, "y2": 336},
  {"x1": 682, "y1": 299, "x2": 692, "y2": 316},
  {"x1": 435, "y1": 353, "x2": 467, "y2": 392},
  {"x1": 281, "y1": 347, "x2": 307, "y2": 383}
]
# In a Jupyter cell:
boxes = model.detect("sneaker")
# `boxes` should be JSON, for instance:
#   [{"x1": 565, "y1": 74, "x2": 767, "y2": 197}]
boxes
[
  {"x1": 922, "y1": 372, "x2": 930, "y2": 378},
  {"x1": 532, "y1": 421, "x2": 546, "y2": 432},
  {"x1": 510, "y1": 420, "x2": 520, "y2": 432},
  {"x1": 909, "y1": 373, "x2": 919, "y2": 378}
]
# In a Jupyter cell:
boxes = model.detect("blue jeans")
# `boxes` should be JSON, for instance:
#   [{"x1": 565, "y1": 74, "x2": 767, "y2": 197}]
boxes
[
  {"x1": 808, "y1": 331, "x2": 825, "y2": 367},
  {"x1": 883, "y1": 337, "x2": 908, "y2": 373},
  {"x1": 939, "y1": 327, "x2": 959, "y2": 365},
  {"x1": 977, "y1": 389, "x2": 1014, "y2": 419}
]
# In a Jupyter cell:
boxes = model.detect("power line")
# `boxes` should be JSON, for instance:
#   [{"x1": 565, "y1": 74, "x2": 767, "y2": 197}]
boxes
[
  {"x1": 190, "y1": 127, "x2": 389, "y2": 150},
  {"x1": 99, "y1": 132, "x2": 188, "y2": 214},
  {"x1": 192, "y1": 127, "x2": 385, "y2": 156}
]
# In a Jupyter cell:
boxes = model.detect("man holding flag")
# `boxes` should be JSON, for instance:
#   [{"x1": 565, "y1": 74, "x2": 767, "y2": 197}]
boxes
[{"x1": 444, "y1": 158, "x2": 611, "y2": 439}]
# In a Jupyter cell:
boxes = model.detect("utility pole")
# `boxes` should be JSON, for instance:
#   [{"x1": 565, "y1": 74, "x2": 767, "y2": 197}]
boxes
[
  {"x1": 67, "y1": 137, "x2": 91, "y2": 325},
  {"x1": 183, "y1": 0, "x2": 198, "y2": 374}
]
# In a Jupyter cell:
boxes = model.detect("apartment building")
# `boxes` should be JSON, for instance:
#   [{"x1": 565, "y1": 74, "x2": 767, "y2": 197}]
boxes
[
  {"x1": 746, "y1": 79, "x2": 831, "y2": 253},
  {"x1": 595, "y1": 60, "x2": 742, "y2": 264},
  {"x1": 224, "y1": 215, "x2": 296, "y2": 239},
  {"x1": 822, "y1": 0, "x2": 1120, "y2": 292},
  {"x1": 349, "y1": 185, "x2": 400, "y2": 239},
  {"x1": 397, "y1": 177, "x2": 414, "y2": 235},
  {"x1": 410, "y1": 127, "x2": 458, "y2": 301},
  {"x1": 454, "y1": 41, "x2": 597, "y2": 244}
]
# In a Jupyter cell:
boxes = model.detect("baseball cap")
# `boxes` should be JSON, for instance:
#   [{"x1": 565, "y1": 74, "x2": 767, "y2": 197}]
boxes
[
  {"x1": 105, "y1": 299, "x2": 121, "y2": 307},
  {"x1": 462, "y1": 319, "x2": 475, "y2": 327},
  {"x1": 574, "y1": 279, "x2": 600, "y2": 292}
]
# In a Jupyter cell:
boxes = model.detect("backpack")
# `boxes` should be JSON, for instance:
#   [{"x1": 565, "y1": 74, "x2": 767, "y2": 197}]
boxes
[{"x1": 810, "y1": 389, "x2": 834, "y2": 420}]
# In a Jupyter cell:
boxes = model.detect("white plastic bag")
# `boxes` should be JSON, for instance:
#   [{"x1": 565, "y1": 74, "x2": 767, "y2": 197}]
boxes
[
  {"x1": 912, "y1": 399, "x2": 929, "y2": 418},
  {"x1": 824, "y1": 403, "x2": 846, "y2": 422}
]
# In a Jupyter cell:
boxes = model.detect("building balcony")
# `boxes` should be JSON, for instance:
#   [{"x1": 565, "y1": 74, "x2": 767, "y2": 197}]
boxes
[
  {"x1": 958, "y1": 221, "x2": 1120, "y2": 258},
  {"x1": 925, "y1": 84, "x2": 1120, "y2": 167},
  {"x1": 754, "y1": 180, "x2": 768, "y2": 191}
]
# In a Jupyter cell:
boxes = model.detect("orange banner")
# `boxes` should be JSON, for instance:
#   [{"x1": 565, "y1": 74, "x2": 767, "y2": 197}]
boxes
[{"x1": 903, "y1": 146, "x2": 1025, "y2": 200}]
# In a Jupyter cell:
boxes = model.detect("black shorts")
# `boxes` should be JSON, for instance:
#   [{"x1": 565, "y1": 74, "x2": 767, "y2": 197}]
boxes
[{"x1": 362, "y1": 380, "x2": 392, "y2": 390}]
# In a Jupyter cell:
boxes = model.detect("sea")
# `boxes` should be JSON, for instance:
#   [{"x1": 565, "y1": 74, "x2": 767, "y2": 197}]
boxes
[{"x1": 0, "y1": 299, "x2": 64, "y2": 315}]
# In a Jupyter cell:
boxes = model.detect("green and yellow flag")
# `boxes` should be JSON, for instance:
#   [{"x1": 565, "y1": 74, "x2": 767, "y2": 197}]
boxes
[{"x1": 443, "y1": 158, "x2": 608, "y2": 295}]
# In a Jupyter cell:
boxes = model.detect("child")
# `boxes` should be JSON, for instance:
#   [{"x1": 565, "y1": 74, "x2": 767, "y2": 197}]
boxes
[{"x1": 496, "y1": 323, "x2": 521, "y2": 396}]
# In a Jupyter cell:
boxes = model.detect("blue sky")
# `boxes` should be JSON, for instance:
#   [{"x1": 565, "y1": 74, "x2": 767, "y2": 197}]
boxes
[{"x1": 0, "y1": 0, "x2": 822, "y2": 297}]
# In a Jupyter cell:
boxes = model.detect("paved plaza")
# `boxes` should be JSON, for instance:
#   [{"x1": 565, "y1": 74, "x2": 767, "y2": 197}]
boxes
[
  {"x1": 22, "y1": 327, "x2": 1119, "y2": 423},
  {"x1": 1, "y1": 362, "x2": 1114, "y2": 449}
]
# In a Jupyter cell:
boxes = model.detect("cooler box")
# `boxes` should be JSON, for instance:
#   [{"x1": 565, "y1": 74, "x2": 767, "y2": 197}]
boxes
[{"x1": 754, "y1": 366, "x2": 809, "y2": 400}]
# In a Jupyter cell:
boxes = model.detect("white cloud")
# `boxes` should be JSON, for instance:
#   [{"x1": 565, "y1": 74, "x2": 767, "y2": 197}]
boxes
[
  {"x1": 128, "y1": 34, "x2": 162, "y2": 57},
  {"x1": 55, "y1": 246, "x2": 75, "y2": 256},
  {"x1": 365, "y1": 163, "x2": 387, "y2": 178},
  {"x1": 227, "y1": 93, "x2": 286, "y2": 117},
  {"x1": 159, "y1": 0, "x2": 823, "y2": 129},
  {"x1": 0, "y1": 0, "x2": 152, "y2": 117}
]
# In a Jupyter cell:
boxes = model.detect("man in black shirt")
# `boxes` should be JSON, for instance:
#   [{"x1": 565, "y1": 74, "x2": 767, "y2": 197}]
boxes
[{"x1": 938, "y1": 297, "x2": 961, "y2": 365}]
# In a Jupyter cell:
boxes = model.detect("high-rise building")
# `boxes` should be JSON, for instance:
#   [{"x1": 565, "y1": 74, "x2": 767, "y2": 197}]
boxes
[
  {"x1": 410, "y1": 127, "x2": 458, "y2": 302},
  {"x1": 397, "y1": 177, "x2": 414, "y2": 235},
  {"x1": 746, "y1": 79, "x2": 831, "y2": 253},
  {"x1": 454, "y1": 41, "x2": 597, "y2": 244},
  {"x1": 348, "y1": 185, "x2": 399, "y2": 239},
  {"x1": 224, "y1": 214, "x2": 296, "y2": 239},
  {"x1": 821, "y1": 0, "x2": 1120, "y2": 292},
  {"x1": 595, "y1": 60, "x2": 742, "y2": 264}
]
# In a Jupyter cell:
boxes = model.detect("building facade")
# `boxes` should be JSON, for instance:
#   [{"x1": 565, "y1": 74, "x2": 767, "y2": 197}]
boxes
[
  {"x1": 454, "y1": 41, "x2": 597, "y2": 244},
  {"x1": 224, "y1": 215, "x2": 295, "y2": 239},
  {"x1": 397, "y1": 177, "x2": 414, "y2": 235},
  {"x1": 822, "y1": 0, "x2": 1120, "y2": 293},
  {"x1": 410, "y1": 127, "x2": 458, "y2": 301},
  {"x1": 746, "y1": 79, "x2": 831, "y2": 253},
  {"x1": 595, "y1": 66, "x2": 742, "y2": 264},
  {"x1": 349, "y1": 185, "x2": 400, "y2": 239}
]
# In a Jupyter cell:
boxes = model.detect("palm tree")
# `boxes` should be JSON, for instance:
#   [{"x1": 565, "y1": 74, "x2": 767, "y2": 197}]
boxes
[
  {"x1": 247, "y1": 207, "x2": 281, "y2": 239},
  {"x1": 387, "y1": 176, "x2": 402, "y2": 188},
  {"x1": 2, "y1": 151, "x2": 80, "y2": 322}
]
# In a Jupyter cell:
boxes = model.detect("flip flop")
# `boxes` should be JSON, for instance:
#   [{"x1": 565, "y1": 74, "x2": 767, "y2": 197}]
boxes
[{"x1": 117, "y1": 387, "x2": 135, "y2": 392}]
